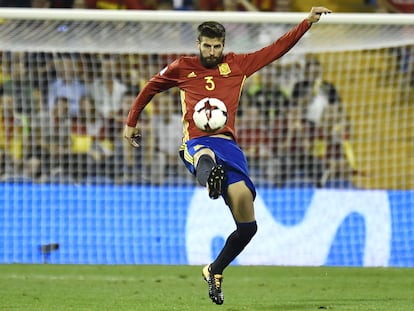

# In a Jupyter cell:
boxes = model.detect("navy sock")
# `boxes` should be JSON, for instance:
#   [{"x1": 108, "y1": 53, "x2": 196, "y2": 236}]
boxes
[
  {"x1": 195, "y1": 154, "x2": 215, "y2": 186},
  {"x1": 211, "y1": 221, "x2": 258, "y2": 274}
]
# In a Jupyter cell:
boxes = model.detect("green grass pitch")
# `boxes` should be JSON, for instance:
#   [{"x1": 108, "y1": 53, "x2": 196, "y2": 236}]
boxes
[{"x1": 0, "y1": 265, "x2": 413, "y2": 310}]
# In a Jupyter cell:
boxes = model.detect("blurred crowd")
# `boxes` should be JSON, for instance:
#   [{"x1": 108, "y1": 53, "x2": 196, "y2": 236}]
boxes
[
  {"x1": 0, "y1": 50, "x2": 358, "y2": 187},
  {"x1": 0, "y1": 0, "x2": 387, "y2": 13},
  {"x1": 0, "y1": 0, "x2": 409, "y2": 188}
]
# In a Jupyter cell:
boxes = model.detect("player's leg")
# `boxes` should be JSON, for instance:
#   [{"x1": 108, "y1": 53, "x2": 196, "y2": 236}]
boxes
[
  {"x1": 210, "y1": 180, "x2": 257, "y2": 274},
  {"x1": 204, "y1": 181, "x2": 257, "y2": 305},
  {"x1": 194, "y1": 148, "x2": 225, "y2": 199},
  {"x1": 191, "y1": 148, "x2": 226, "y2": 304},
  {"x1": 193, "y1": 148, "x2": 216, "y2": 186},
  {"x1": 226, "y1": 180, "x2": 256, "y2": 222},
  {"x1": 183, "y1": 138, "x2": 256, "y2": 304}
]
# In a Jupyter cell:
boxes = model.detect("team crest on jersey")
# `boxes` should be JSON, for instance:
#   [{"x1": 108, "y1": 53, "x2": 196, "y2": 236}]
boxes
[{"x1": 218, "y1": 63, "x2": 231, "y2": 76}]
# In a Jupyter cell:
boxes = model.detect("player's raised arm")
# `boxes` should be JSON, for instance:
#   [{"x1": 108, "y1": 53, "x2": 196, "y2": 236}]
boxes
[{"x1": 307, "y1": 6, "x2": 332, "y2": 24}]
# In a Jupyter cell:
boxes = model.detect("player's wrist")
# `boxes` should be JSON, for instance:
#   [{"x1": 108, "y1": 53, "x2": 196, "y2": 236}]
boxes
[{"x1": 307, "y1": 14, "x2": 319, "y2": 24}]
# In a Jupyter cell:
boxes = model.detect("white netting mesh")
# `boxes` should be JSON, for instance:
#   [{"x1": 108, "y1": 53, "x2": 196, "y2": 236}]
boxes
[{"x1": 0, "y1": 10, "x2": 413, "y2": 189}]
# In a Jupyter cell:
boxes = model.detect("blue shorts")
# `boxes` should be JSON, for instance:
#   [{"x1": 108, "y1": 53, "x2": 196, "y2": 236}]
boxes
[{"x1": 179, "y1": 136, "x2": 256, "y2": 201}]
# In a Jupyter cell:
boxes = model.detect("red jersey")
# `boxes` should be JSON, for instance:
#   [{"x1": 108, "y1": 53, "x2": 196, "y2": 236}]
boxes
[{"x1": 126, "y1": 19, "x2": 311, "y2": 142}]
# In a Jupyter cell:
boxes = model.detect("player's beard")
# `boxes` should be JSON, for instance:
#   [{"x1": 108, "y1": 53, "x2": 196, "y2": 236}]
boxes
[{"x1": 200, "y1": 53, "x2": 223, "y2": 69}]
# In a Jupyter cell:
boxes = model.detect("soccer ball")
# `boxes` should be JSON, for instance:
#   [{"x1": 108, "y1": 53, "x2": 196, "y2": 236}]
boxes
[{"x1": 193, "y1": 98, "x2": 228, "y2": 132}]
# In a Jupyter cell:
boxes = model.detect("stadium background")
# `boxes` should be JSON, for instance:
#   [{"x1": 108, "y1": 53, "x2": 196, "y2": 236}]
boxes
[{"x1": 0, "y1": 4, "x2": 413, "y2": 267}]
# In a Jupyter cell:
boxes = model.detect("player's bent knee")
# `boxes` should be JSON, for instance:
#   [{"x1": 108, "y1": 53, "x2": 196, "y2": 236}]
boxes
[
  {"x1": 195, "y1": 154, "x2": 216, "y2": 186},
  {"x1": 237, "y1": 221, "x2": 258, "y2": 244},
  {"x1": 193, "y1": 148, "x2": 216, "y2": 167}
]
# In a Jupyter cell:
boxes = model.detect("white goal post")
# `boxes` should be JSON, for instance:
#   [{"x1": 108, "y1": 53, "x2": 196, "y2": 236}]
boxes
[
  {"x1": 1, "y1": 8, "x2": 414, "y2": 24},
  {"x1": 0, "y1": 9, "x2": 414, "y2": 53}
]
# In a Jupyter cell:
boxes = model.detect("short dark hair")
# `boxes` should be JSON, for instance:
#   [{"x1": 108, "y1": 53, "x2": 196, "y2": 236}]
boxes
[{"x1": 197, "y1": 21, "x2": 226, "y2": 41}]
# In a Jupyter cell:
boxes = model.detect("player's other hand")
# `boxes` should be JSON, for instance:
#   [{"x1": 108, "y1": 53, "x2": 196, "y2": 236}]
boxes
[
  {"x1": 308, "y1": 7, "x2": 332, "y2": 24},
  {"x1": 123, "y1": 125, "x2": 141, "y2": 148}
]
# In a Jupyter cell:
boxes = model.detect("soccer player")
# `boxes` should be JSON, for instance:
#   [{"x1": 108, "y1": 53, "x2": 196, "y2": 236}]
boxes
[{"x1": 124, "y1": 6, "x2": 331, "y2": 305}]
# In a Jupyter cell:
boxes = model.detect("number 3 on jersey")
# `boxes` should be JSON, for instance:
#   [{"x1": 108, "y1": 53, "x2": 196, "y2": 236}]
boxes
[{"x1": 204, "y1": 76, "x2": 215, "y2": 91}]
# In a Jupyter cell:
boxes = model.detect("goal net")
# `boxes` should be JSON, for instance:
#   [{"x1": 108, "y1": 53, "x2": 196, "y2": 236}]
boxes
[{"x1": 0, "y1": 9, "x2": 413, "y2": 266}]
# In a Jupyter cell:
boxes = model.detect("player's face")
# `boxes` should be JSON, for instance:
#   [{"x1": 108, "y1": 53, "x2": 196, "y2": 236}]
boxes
[{"x1": 197, "y1": 36, "x2": 224, "y2": 68}]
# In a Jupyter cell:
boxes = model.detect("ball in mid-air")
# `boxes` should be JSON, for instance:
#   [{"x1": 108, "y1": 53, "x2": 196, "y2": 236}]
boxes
[{"x1": 193, "y1": 97, "x2": 228, "y2": 132}]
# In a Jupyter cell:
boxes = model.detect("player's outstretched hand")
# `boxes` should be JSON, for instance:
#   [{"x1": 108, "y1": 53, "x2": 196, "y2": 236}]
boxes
[
  {"x1": 308, "y1": 7, "x2": 332, "y2": 24},
  {"x1": 123, "y1": 125, "x2": 142, "y2": 148}
]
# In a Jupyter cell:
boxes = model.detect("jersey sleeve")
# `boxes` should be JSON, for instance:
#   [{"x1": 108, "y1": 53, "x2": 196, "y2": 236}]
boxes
[
  {"x1": 236, "y1": 19, "x2": 311, "y2": 77},
  {"x1": 125, "y1": 60, "x2": 180, "y2": 127}
]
